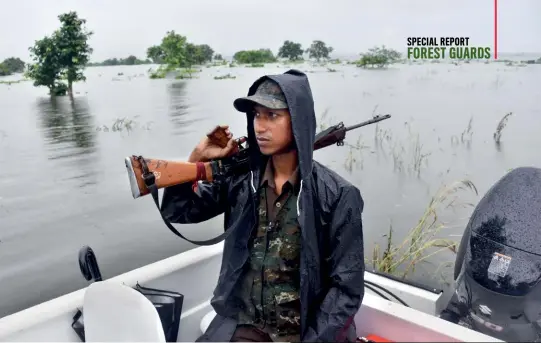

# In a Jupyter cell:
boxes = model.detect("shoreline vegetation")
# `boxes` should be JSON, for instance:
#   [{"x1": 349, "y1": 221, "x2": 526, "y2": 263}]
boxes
[{"x1": 0, "y1": 11, "x2": 533, "y2": 284}]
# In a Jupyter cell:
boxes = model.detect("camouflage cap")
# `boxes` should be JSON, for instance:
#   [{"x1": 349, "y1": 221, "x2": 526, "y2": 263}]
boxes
[{"x1": 233, "y1": 79, "x2": 288, "y2": 113}]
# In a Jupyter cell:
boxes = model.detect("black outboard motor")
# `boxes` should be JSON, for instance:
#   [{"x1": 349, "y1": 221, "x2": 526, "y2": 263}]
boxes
[{"x1": 440, "y1": 167, "x2": 541, "y2": 342}]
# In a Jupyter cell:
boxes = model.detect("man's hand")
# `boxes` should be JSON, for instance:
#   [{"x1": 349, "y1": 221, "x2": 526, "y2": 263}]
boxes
[{"x1": 188, "y1": 125, "x2": 246, "y2": 163}]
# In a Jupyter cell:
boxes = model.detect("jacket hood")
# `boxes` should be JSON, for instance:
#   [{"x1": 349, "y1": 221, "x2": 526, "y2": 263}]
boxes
[{"x1": 242, "y1": 69, "x2": 316, "y2": 182}]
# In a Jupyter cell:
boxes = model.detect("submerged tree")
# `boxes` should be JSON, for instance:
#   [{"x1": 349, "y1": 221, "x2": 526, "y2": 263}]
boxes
[
  {"x1": 27, "y1": 11, "x2": 93, "y2": 96},
  {"x1": 185, "y1": 43, "x2": 214, "y2": 66},
  {"x1": 55, "y1": 12, "x2": 93, "y2": 96},
  {"x1": 356, "y1": 46, "x2": 401, "y2": 68},
  {"x1": 159, "y1": 31, "x2": 188, "y2": 68},
  {"x1": 146, "y1": 45, "x2": 165, "y2": 64},
  {"x1": 306, "y1": 40, "x2": 333, "y2": 62},
  {"x1": 277, "y1": 40, "x2": 304, "y2": 61},
  {"x1": 194, "y1": 44, "x2": 214, "y2": 64},
  {"x1": 233, "y1": 49, "x2": 276, "y2": 64},
  {"x1": 0, "y1": 57, "x2": 26, "y2": 76},
  {"x1": 146, "y1": 31, "x2": 215, "y2": 79},
  {"x1": 26, "y1": 36, "x2": 66, "y2": 95}
]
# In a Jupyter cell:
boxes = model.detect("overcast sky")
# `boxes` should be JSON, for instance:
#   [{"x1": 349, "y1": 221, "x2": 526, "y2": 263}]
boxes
[{"x1": 1, "y1": 0, "x2": 539, "y2": 62}]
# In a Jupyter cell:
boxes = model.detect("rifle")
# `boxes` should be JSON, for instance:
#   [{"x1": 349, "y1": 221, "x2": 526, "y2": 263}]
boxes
[{"x1": 125, "y1": 114, "x2": 391, "y2": 245}]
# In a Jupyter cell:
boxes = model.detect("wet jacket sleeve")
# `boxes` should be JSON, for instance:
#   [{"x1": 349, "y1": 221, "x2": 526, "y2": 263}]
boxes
[
  {"x1": 305, "y1": 186, "x2": 365, "y2": 342},
  {"x1": 160, "y1": 179, "x2": 229, "y2": 224}
]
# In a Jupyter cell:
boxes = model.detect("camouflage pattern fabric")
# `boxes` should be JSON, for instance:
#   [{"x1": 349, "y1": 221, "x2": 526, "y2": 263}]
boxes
[{"x1": 237, "y1": 181, "x2": 301, "y2": 342}]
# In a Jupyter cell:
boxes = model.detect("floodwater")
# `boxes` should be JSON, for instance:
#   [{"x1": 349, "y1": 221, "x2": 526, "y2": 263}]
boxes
[{"x1": 0, "y1": 61, "x2": 540, "y2": 318}]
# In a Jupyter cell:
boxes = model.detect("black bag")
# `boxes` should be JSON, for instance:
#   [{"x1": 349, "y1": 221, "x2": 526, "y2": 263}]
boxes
[{"x1": 71, "y1": 246, "x2": 184, "y2": 342}]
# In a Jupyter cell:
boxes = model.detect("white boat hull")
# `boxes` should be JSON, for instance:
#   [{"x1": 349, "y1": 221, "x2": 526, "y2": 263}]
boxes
[{"x1": 0, "y1": 242, "x2": 502, "y2": 342}]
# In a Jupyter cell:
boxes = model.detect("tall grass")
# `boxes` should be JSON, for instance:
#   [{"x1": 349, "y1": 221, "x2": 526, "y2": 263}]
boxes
[
  {"x1": 368, "y1": 179, "x2": 478, "y2": 279},
  {"x1": 451, "y1": 115, "x2": 474, "y2": 148},
  {"x1": 344, "y1": 134, "x2": 369, "y2": 172},
  {"x1": 493, "y1": 112, "x2": 513, "y2": 146}
]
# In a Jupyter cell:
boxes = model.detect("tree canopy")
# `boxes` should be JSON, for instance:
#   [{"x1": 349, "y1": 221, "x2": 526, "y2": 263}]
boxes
[
  {"x1": 356, "y1": 46, "x2": 402, "y2": 68},
  {"x1": 146, "y1": 45, "x2": 165, "y2": 64},
  {"x1": 87, "y1": 56, "x2": 151, "y2": 66},
  {"x1": 233, "y1": 49, "x2": 276, "y2": 64},
  {"x1": 0, "y1": 57, "x2": 26, "y2": 76},
  {"x1": 146, "y1": 32, "x2": 214, "y2": 69},
  {"x1": 185, "y1": 43, "x2": 214, "y2": 66},
  {"x1": 277, "y1": 40, "x2": 304, "y2": 61},
  {"x1": 26, "y1": 11, "x2": 93, "y2": 96},
  {"x1": 306, "y1": 40, "x2": 333, "y2": 61}
]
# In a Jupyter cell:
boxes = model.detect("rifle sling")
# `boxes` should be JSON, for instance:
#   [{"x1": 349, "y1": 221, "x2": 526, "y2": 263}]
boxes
[{"x1": 144, "y1": 170, "x2": 232, "y2": 246}]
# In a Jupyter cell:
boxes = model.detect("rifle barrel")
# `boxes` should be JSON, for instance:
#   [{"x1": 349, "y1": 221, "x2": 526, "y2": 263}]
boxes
[{"x1": 345, "y1": 114, "x2": 391, "y2": 131}]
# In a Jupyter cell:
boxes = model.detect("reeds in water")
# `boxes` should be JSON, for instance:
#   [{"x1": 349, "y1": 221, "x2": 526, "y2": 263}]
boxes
[{"x1": 368, "y1": 179, "x2": 478, "y2": 279}]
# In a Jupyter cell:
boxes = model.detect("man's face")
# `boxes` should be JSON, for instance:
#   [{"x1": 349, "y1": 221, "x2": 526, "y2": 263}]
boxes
[{"x1": 252, "y1": 104, "x2": 294, "y2": 155}]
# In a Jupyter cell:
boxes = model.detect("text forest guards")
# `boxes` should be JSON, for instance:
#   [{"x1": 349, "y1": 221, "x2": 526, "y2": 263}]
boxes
[{"x1": 407, "y1": 37, "x2": 491, "y2": 60}]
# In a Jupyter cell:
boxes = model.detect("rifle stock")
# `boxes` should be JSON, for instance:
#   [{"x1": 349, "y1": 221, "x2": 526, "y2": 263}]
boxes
[
  {"x1": 125, "y1": 156, "x2": 214, "y2": 199},
  {"x1": 126, "y1": 115, "x2": 391, "y2": 200}
]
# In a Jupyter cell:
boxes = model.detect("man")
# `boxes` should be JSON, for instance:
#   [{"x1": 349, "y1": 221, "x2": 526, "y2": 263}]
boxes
[{"x1": 161, "y1": 69, "x2": 365, "y2": 342}]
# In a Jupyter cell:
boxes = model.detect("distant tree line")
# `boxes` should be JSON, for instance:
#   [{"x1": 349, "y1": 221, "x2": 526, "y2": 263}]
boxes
[
  {"x1": 143, "y1": 37, "x2": 336, "y2": 68},
  {"x1": 87, "y1": 55, "x2": 152, "y2": 67},
  {"x1": 0, "y1": 57, "x2": 25, "y2": 76},
  {"x1": 20, "y1": 10, "x2": 406, "y2": 94},
  {"x1": 233, "y1": 40, "x2": 335, "y2": 64}
]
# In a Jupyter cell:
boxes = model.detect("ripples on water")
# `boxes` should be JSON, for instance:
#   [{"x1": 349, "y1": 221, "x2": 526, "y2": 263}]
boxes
[{"x1": 0, "y1": 62, "x2": 540, "y2": 317}]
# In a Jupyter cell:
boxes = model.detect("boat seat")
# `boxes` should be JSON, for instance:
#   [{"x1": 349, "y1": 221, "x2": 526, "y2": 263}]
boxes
[
  {"x1": 200, "y1": 310, "x2": 217, "y2": 334},
  {"x1": 83, "y1": 281, "x2": 166, "y2": 342}
]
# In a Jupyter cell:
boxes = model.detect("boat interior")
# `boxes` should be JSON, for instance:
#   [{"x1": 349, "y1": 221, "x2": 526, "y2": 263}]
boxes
[{"x1": 0, "y1": 242, "x2": 502, "y2": 342}]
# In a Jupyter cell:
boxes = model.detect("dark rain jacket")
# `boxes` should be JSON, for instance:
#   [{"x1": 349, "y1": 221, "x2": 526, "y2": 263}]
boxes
[{"x1": 161, "y1": 69, "x2": 365, "y2": 342}]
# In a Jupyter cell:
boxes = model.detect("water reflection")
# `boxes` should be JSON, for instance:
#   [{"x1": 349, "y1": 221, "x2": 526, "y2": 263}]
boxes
[
  {"x1": 36, "y1": 96, "x2": 98, "y2": 188},
  {"x1": 167, "y1": 81, "x2": 203, "y2": 135}
]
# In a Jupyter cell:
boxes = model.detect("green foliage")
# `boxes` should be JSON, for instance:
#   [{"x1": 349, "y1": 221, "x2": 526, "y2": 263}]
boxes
[
  {"x1": 27, "y1": 36, "x2": 65, "y2": 95},
  {"x1": 146, "y1": 32, "x2": 214, "y2": 78},
  {"x1": 185, "y1": 43, "x2": 214, "y2": 66},
  {"x1": 214, "y1": 53, "x2": 223, "y2": 60},
  {"x1": 356, "y1": 46, "x2": 401, "y2": 68},
  {"x1": 194, "y1": 44, "x2": 214, "y2": 65},
  {"x1": 55, "y1": 12, "x2": 93, "y2": 94},
  {"x1": 233, "y1": 49, "x2": 276, "y2": 64},
  {"x1": 0, "y1": 57, "x2": 26, "y2": 76},
  {"x1": 88, "y1": 55, "x2": 151, "y2": 66},
  {"x1": 277, "y1": 40, "x2": 304, "y2": 61},
  {"x1": 159, "y1": 31, "x2": 188, "y2": 67},
  {"x1": 26, "y1": 11, "x2": 92, "y2": 96},
  {"x1": 0, "y1": 63, "x2": 10, "y2": 76},
  {"x1": 146, "y1": 45, "x2": 165, "y2": 64},
  {"x1": 50, "y1": 82, "x2": 68, "y2": 96},
  {"x1": 148, "y1": 64, "x2": 174, "y2": 79},
  {"x1": 306, "y1": 40, "x2": 333, "y2": 61}
]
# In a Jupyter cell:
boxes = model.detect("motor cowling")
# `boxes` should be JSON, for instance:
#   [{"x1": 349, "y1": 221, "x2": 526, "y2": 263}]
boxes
[{"x1": 452, "y1": 167, "x2": 541, "y2": 341}]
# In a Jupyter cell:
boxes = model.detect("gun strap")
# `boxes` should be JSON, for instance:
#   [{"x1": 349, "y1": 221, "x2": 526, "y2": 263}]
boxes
[
  {"x1": 147, "y1": 184, "x2": 231, "y2": 245},
  {"x1": 139, "y1": 159, "x2": 231, "y2": 246}
]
